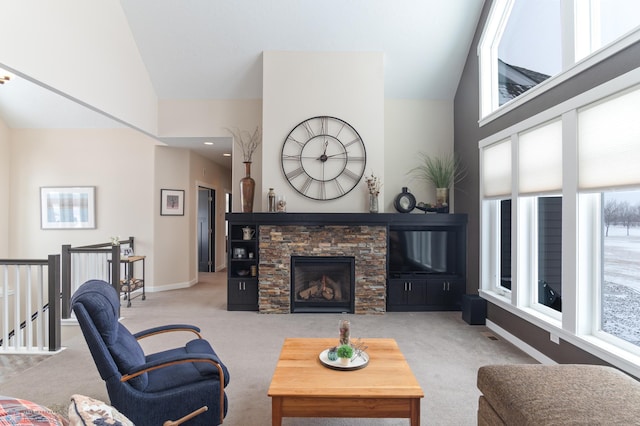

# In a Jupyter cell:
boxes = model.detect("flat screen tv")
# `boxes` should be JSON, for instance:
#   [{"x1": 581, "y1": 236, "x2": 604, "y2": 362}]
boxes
[{"x1": 388, "y1": 228, "x2": 459, "y2": 276}]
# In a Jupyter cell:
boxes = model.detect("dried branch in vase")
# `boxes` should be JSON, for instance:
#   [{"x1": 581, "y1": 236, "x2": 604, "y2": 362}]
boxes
[
  {"x1": 364, "y1": 172, "x2": 382, "y2": 196},
  {"x1": 227, "y1": 126, "x2": 262, "y2": 162}
]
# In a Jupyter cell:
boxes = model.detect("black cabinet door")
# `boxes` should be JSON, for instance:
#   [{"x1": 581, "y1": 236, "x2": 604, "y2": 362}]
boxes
[
  {"x1": 406, "y1": 281, "x2": 427, "y2": 307},
  {"x1": 387, "y1": 279, "x2": 427, "y2": 311},
  {"x1": 426, "y1": 278, "x2": 464, "y2": 310},
  {"x1": 387, "y1": 279, "x2": 408, "y2": 308},
  {"x1": 228, "y1": 278, "x2": 258, "y2": 310}
]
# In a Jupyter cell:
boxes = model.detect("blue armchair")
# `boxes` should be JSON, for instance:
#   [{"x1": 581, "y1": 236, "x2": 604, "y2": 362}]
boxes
[{"x1": 71, "y1": 279, "x2": 229, "y2": 425}]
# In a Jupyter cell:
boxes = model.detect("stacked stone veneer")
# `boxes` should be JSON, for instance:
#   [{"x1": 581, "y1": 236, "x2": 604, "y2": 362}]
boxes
[{"x1": 258, "y1": 225, "x2": 387, "y2": 314}]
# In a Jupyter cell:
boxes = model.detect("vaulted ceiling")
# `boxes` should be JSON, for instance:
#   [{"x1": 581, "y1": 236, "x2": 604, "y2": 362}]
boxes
[{"x1": 0, "y1": 0, "x2": 484, "y2": 167}]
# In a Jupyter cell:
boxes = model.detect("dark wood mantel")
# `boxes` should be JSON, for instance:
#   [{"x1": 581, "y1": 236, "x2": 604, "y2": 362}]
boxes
[{"x1": 225, "y1": 212, "x2": 467, "y2": 227}]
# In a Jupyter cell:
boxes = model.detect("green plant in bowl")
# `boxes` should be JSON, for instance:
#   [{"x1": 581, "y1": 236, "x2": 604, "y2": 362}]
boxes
[{"x1": 337, "y1": 344, "x2": 353, "y2": 365}]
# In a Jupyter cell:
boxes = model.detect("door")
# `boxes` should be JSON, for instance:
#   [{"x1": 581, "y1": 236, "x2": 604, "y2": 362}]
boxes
[{"x1": 198, "y1": 187, "x2": 216, "y2": 272}]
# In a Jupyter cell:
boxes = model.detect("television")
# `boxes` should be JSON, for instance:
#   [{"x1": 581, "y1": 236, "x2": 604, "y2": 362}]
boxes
[{"x1": 388, "y1": 228, "x2": 459, "y2": 277}]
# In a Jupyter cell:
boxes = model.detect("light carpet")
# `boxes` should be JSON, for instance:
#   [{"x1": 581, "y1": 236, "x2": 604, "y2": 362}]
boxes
[{"x1": 0, "y1": 272, "x2": 536, "y2": 425}]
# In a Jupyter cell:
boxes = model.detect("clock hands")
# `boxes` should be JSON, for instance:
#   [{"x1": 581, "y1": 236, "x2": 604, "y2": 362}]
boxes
[{"x1": 317, "y1": 141, "x2": 329, "y2": 162}]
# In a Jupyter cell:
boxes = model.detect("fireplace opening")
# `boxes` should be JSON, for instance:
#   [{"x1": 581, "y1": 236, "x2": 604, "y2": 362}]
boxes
[{"x1": 291, "y1": 256, "x2": 355, "y2": 313}]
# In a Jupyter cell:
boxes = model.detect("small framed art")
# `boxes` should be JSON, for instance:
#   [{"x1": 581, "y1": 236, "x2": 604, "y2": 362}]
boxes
[
  {"x1": 161, "y1": 189, "x2": 185, "y2": 216},
  {"x1": 40, "y1": 186, "x2": 96, "y2": 229}
]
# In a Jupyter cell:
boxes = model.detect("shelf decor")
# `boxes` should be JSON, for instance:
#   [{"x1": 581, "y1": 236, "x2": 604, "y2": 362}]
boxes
[
  {"x1": 40, "y1": 186, "x2": 96, "y2": 229},
  {"x1": 160, "y1": 189, "x2": 185, "y2": 216}
]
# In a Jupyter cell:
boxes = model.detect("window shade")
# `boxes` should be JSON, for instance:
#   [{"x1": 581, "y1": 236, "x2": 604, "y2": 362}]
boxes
[
  {"x1": 519, "y1": 119, "x2": 562, "y2": 194},
  {"x1": 482, "y1": 139, "x2": 512, "y2": 197},
  {"x1": 578, "y1": 86, "x2": 640, "y2": 190}
]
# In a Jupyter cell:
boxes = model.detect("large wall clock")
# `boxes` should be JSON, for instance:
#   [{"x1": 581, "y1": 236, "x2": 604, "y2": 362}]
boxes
[{"x1": 281, "y1": 116, "x2": 367, "y2": 201}]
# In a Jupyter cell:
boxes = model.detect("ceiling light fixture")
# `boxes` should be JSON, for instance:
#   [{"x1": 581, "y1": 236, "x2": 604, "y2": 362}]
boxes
[
  {"x1": 0, "y1": 75, "x2": 10, "y2": 85},
  {"x1": 204, "y1": 141, "x2": 214, "y2": 146},
  {"x1": 223, "y1": 153, "x2": 231, "y2": 157}
]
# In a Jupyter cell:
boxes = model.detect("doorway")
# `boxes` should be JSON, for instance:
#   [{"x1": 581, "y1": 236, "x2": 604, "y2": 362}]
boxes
[{"x1": 198, "y1": 187, "x2": 216, "y2": 272}]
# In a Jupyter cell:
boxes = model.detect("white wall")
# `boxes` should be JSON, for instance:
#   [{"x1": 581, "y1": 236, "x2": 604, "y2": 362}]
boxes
[
  {"x1": 0, "y1": 118, "x2": 9, "y2": 257},
  {"x1": 262, "y1": 51, "x2": 385, "y2": 213},
  {"x1": 0, "y1": 1, "x2": 157, "y2": 134},
  {"x1": 9, "y1": 128, "x2": 157, "y2": 284},
  {"x1": 384, "y1": 99, "x2": 455, "y2": 210}
]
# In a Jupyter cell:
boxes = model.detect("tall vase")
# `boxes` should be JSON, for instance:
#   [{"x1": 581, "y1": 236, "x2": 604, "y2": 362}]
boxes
[
  {"x1": 369, "y1": 193, "x2": 379, "y2": 213},
  {"x1": 240, "y1": 162, "x2": 255, "y2": 213},
  {"x1": 436, "y1": 187, "x2": 449, "y2": 213}
]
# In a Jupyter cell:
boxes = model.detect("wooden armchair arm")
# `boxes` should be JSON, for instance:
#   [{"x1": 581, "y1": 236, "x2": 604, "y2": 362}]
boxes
[{"x1": 133, "y1": 324, "x2": 202, "y2": 340}]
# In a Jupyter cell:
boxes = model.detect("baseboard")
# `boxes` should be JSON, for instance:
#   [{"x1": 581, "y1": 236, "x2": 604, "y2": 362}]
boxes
[
  {"x1": 146, "y1": 278, "x2": 198, "y2": 293},
  {"x1": 486, "y1": 319, "x2": 557, "y2": 365}
]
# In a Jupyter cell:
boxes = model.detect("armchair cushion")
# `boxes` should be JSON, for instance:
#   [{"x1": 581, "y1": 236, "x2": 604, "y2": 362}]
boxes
[{"x1": 143, "y1": 339, "x2": 229, "y2": 393}]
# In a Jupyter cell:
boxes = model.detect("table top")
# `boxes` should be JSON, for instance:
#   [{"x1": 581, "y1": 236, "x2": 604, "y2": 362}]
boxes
[
  {"x1": 108, "y1": 255, "x2": 145, "y2": 263},
  {"x1": 268, "y1": 338, "x2": 424, "y2": 399}
]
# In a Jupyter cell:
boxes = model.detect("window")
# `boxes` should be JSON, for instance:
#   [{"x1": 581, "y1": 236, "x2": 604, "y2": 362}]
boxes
[
  {"x1": 480, "y1": 68, "x2": 640, "y2": 376},
  {"x1": 500, "y1": 199, "x2": 512, "y2": 291},
  {"x1": 600, "y1": 190, "x2": 640, "y2": 347},
  {"x1": 479, "y1": 0, "x2": 640, "y2": 121},
  {"x1": 536, "y1": 196, "x2": 562, "y2": 312},
  {"x1": 498, "y1": 0, "x2": 561, "y2": 106}
]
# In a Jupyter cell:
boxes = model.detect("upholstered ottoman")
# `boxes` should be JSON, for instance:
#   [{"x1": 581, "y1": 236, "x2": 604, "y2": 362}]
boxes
[{"x1": 477, "y1": 364, "x2": 640, "y2": 425}]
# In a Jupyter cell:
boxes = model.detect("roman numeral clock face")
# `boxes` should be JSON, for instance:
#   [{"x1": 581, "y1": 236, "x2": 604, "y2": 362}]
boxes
[{"x1": 281, "y1": 116, "x2": 367, "y2": 201}]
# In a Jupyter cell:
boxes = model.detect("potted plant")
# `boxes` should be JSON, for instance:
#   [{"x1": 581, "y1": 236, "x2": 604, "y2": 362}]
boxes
[
  {"x1": 336, "y1": 344, "x2": 353, "y2": 365},
  {"x1": 408, "y1": 152, "x2": 466, "y2": 210}
]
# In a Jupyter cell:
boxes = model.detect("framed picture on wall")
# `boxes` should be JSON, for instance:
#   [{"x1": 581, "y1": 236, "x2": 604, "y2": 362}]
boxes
[
  {"x1": 161, "y1": 189, "x2": 185, "y2": 216},
  {"x1": 40, "y1": 186, "x2": 96, "y2": 229}
]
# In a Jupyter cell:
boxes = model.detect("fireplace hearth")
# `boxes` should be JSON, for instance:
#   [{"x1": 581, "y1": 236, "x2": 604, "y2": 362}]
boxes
[{"x1": 291, "y1": 256, "x2": 355, "y2": 313}]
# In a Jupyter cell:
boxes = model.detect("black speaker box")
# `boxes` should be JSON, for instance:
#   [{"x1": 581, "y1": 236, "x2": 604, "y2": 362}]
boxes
[{"x1": 462, "y1": 294, "x2": 487, "y2": 325}]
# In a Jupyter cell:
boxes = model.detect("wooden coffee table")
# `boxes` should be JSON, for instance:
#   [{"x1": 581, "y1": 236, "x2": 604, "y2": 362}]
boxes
[{"x1": 268, "y1": 338, "x2": 424, "y2": 425}]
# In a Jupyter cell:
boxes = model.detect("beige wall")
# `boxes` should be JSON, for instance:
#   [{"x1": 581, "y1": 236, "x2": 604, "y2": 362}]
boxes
[
  {"x1": 189, "y1": 152, "x2": 231, "y2": 272},
  {"x1": 262, "y1": 51, "x2": 385, "y2": 213},
  {"x1": 384, "y1": 99, "x2": 455, "y2": 210},
  {"x1": 9, "y1": 128, "x2": 157, "y2": 284},
  {"x1": 153, "y1": 147, "x2": 191, "y2": 289},
  {"x1": 2, "y1": 124, "x2": 231, "y2": 290},
  {"x1": 0, "y1": 118, "x2": 9, "y2": 257},
  {"x1": 152, "y1": 146, "x2": 232, "y2": 290}
]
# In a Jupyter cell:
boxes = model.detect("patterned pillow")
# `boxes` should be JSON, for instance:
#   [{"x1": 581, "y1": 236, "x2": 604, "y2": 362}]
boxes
[
  {"x1": 68, "y1": 395, "x2": 132, "y2": 426},
  {"x1": 0, "y1": 396, "x2": 67, "y2": 425}
]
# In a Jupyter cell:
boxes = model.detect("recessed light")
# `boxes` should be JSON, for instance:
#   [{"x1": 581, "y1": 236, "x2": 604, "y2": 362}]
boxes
[
  {"x1": 223, "y1": 153, "x2": 231, "y2": 157},
  {"x1": 204, "y1": 141, "x2": 214, "y2": 146}
]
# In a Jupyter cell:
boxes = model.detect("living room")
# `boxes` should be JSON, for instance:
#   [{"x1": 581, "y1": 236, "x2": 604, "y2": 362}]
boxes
[{"x1": 2, "y1": 0, "x2": 640, "y2": 422}]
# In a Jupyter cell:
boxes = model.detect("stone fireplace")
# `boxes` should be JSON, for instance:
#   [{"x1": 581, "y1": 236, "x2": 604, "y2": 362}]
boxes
[
  {"x1": 258, "y1": 225, "x2": 386, "y2": 314},
  {"x1": 291, "y1": 256, "x2": 355, "y2": 313}
]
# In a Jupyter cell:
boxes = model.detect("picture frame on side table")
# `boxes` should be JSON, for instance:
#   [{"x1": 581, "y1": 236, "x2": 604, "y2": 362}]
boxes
[
  {"x1": 161, "y1": 189, "x2": 185, "y2": 216},
  {"x1": 40, "y1": 186, "x2": 96, "y2": 229}
]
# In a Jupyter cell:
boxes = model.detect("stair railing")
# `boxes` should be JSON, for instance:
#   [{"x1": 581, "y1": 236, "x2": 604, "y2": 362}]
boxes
[
  {"x1": 61, "y1": 237, "x2": 134, "y2": 318},
  {"x1": 0, "y1": 255, "x2": 61, "y2": 353}
]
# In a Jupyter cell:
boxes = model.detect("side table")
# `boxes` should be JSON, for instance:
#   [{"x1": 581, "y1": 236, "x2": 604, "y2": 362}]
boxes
[{"x1": 108, "y1": 255, "x2": 146, "y2": 307}]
